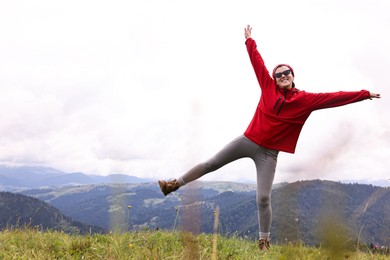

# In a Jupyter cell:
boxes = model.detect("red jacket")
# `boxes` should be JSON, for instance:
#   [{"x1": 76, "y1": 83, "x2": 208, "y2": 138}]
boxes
[{"x1": 244, "y1": 38, "x2": 371, "y2": 153}]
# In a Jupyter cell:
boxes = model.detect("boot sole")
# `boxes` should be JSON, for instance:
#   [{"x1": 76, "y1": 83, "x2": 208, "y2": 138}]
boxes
[{"x1": 158, "y1": 180, "x2": 168, "y2": 196}]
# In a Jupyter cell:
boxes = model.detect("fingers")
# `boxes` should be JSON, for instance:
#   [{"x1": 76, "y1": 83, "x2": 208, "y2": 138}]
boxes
[
  {"x1": 244, "y1": 24, "x2": 252, "y2": 39},
  {"x1": 369, "y1": 93, "x2": 381, "y2": 99}
]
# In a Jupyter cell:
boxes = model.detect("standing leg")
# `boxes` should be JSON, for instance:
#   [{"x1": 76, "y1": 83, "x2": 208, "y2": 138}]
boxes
[{"x1": 253, "y1": 147, "x2": 278, "y2": 249}]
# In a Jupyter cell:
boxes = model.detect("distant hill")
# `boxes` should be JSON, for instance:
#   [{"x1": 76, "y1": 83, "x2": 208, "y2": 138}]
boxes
[
  {"x1": 0, "y1": 165, "x2": 153, "y2": 191},
  {"x1": 1, "y1": 165, "x2": 387, "y2": 191},
  {"x1": 20, "y1": 180, "x2": 390, "y2": 246},
  {"x1": 0, "y1": 191, "x2": 105, "y2": 234}
]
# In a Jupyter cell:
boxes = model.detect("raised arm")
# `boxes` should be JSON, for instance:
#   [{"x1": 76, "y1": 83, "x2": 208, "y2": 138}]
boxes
[{"x1": 244, "y1": 25, "x2": 273, "y2": 90}]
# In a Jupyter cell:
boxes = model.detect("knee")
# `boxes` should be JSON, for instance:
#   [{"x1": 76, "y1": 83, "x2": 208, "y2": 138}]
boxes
[{"x1": 257, "y1": 195, "x2": 270, "y2": 209}]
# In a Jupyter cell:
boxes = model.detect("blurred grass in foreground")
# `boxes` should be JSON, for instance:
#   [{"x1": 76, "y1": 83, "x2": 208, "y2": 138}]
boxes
[{"x1": 0, "y1": 228, "x2": 387, "y2": 259}]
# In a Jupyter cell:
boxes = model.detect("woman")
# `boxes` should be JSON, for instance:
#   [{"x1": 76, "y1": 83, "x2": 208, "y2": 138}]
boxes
[{"x1": 158, "y1": 25, "x2": 381, "y2": 251}]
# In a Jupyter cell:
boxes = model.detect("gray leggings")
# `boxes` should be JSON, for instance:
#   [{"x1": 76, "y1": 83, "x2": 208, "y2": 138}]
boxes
[{"x1": 178, "y1": 135, "x2": 279, "y2": 233}]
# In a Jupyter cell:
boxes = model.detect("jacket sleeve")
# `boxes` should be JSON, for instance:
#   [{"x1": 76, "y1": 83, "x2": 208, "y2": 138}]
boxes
[
  {"x1": 245, "y1": 38, "x2": 274, "y2": 90},
  {"x1": 304, "y1": 90, "x2": 371, "y2": 111}
]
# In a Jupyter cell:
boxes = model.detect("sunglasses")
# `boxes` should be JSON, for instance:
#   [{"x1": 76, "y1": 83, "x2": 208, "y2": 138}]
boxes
[{"x1": 274, "y1": 69, "x2": 292, "y2": 78}]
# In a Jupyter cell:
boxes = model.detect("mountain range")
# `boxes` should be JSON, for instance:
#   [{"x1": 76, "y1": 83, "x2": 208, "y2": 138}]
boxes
[
  {"x1": 0, "y1": 165, "x2": 152, "y2": 191},
  {"x1": 0, "y1": 165, "x2": 388, "y2": 191},
  {"x1": 0, "y1": 191, "x2": 104, "y2": 234},
  {"x1": 1, "y1": 165, "x2": 389, "y2": 246},
  {"x1": 19, "y1": 180, "x2": 390, "y2": 246}
]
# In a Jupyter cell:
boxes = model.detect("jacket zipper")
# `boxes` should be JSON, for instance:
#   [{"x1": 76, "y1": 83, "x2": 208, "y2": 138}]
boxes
[
  {"x1": 273, "y1": 96, "x2": 282, "y2": 109},
  {"x1": 273, "y1": 96, "x2": 285, "y2": 115},
  {"x1": 277, "y1": 99, "x2": 285, "y2": 115}
]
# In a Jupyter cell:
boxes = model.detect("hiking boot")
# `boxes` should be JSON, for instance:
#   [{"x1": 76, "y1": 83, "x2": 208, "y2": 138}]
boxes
[
  {"x1": 158, "y1": 179, "x2": 180, "y2": 196},
  {"x1": 258, "y1": 238, "x2": 270, "y2": 251}
]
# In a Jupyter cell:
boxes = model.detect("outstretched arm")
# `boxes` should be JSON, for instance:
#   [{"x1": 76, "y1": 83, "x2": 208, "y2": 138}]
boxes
[{"x1": 305, "y1": 90, "x2": 379, "y2": 111}]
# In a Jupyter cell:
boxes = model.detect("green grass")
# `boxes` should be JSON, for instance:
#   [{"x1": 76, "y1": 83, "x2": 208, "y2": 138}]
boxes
[{"x1": 0, "y1": 228, "x2": 387, "y2": 259}]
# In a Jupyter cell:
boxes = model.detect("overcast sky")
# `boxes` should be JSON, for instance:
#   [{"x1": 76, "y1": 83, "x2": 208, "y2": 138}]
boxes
[{"x1": 0, "y1": 0, "x2": 389, "y2": 185}]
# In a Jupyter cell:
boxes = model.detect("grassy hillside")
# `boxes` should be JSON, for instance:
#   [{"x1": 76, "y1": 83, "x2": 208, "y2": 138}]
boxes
[{"x1": 0, "y1": 228, "x2": 388, "y2": 259}]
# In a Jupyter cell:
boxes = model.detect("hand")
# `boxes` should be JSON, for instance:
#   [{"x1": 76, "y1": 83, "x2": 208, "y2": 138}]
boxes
[
  {"x1": 369, "y1": 92, "x2": 381, "y2": 99},
  {"x1": 244, "y1": 25, "x2": 252, "y2": 39}
]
